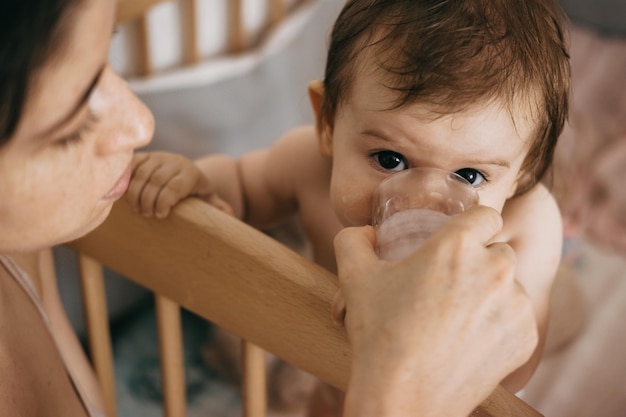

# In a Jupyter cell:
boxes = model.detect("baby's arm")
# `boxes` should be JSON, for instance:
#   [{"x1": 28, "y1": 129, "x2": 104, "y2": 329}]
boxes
[
  {"x1": 127, "y1": 126, "x2": 318, "y2": 227},
  {"x1": 195, "y1": 126, "x2": 320, "y2": 229},
  {"x1": 499, "y1": 184, "x2": 563, "y2": 392}
]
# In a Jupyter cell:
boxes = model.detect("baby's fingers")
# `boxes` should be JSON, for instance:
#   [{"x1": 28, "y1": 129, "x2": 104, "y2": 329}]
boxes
[
  {"x1": 126, "y1": 153, "x2": 160, "y2": 211},
  {"x1": 133, "y1": 162, "x2": 180, "y2": 217}
]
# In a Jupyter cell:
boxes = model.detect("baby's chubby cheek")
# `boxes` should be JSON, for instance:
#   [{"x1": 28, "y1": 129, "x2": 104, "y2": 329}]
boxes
[{"x1": 330, "y1": 188, "x2": 373, "y2": 227}]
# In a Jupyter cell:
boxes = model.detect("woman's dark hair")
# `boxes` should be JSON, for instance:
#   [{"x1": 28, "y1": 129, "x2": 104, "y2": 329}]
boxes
[{"x1": 0, "y1": 0, "x2": 81, "y2": 145}]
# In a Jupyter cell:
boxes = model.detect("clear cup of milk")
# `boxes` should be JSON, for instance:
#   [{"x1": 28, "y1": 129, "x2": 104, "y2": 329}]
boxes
[{"x1": 373, "y1": 167, "x2": 479, "y2": 262}]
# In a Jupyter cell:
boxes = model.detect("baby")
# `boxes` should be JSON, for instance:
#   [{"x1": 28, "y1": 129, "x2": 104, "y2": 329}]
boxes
[{"x1": 128, "y1": 0, "x2": 570, "y2": 413}]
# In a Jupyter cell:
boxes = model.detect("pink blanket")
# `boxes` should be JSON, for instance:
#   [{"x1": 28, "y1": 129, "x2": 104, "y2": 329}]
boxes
[{"x1": 553, "y1": 25, "x2": 626, "y2": 255}]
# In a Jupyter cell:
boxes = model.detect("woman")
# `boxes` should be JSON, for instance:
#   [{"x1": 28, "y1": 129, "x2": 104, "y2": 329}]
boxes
[
  {"x1": 0, "y1": 0, "x2": 537, "y2": 416},
  {"x1": 1, "y1": 0, "x2": 152, "y2": 415}
]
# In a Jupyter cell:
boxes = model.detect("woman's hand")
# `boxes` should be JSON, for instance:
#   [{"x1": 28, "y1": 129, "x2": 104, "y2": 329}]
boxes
[{"x1": 335, "y1": 206, "x2": 538, "y2": 417}]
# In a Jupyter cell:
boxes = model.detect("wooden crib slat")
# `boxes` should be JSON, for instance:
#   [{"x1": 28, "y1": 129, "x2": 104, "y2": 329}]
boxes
[
  {"x1": 155, "y1": 295, "x2": 187, "y2": 417},
  {"x1": 179, "y1": 0, "x2": 199, "y2": 65},
  {"x1": 116, "y1": 0, "x2": 169, "y2": 24},
  {"x1": 228, "y1": 0, "x2": 246, "y2": 53},
  {"x1": 135, "y1": 15, "x2": 152, "y2": 77},
  {"x1": 78, "y1": 254, "x2": 118, "y2": 417},
  {"x1": 267, "y1": 0, "x2": 287, "y2": 26},
  {"x1": 242, "y1": 341, "x2": 267, "y2": 417}
]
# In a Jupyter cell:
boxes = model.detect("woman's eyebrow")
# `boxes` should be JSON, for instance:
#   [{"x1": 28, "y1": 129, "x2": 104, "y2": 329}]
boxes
[{"x1": 40, "y1": 63, "x2": 106, "y2": 137}]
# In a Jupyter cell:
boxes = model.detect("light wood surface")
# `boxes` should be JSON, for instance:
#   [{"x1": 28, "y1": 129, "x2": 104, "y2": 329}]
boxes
[
  {"x1": 242, "y1": 341, "x2": 268, "y2": 417},
  {"x1": 179, "y1": 0, "x2": 199, "y2": 65},
  {"x1": 134, "y1": 16, "x2": 152, "y2": 77},
  {"x1": 69, "y1": 198, "x2": 543, "y2": 417},
  {"x1": 228, "y1": 0, "x2": 246, "y2": 53},
  {"x1": 267, "y1": 0, "x2": 287, "y2": 26},
  {"x1": 116, "y1": 0, "x2": 169, "y2": 24},
  {"x1": 155, "y1": 295, "x2": 187, "y2": 417},
  {"x1": 78, "y1": 255, "x2": 118, "y2": 417}
]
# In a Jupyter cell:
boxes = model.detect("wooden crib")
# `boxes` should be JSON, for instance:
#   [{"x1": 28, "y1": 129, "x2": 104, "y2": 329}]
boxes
[
  {"x1": 69, "y1": 1, "x2": 544, "y2": 416},
  {"x1": 71, "y1": 198, "x2": 543, "y2": 417},
  {"x1": 113, "y1": 0, "x2": 308, "y2": 78}
]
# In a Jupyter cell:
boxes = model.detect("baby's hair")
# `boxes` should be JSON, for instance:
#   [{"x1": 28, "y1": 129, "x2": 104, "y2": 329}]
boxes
[
  {"x1": 0, "y1": 0, "x2": 82, "y2": 145},
  {"x1": 320, "y1": 0, "x2": 570, "y2": 195}
]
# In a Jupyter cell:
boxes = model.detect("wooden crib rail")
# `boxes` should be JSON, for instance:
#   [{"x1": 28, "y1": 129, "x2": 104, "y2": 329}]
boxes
[
  {"x1": 68, "y1": 198, "x2": 543, "y2": 417},
  {"x1": 115, "y1": 0, "x2": 304, "y2": 77}
]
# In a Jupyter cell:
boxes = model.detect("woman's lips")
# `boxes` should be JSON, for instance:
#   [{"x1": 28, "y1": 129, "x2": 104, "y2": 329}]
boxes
[{"x1": 104, "y1": 164, "x2": 132, "y2": 200}]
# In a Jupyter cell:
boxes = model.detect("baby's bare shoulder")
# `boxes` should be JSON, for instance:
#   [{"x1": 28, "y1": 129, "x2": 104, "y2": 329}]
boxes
[
  {"x1": 271, "y1": 125, "x2": 321, "y2": 157},
  {"x1": 268, "y1": 125, "x2": 331, "y2": 188},
  {"x1": 502, "y1": 183, "x2": 562, "y2": 289},
  {"x1": 502, "y1": 183, "x2": 561, "y2": 238}
]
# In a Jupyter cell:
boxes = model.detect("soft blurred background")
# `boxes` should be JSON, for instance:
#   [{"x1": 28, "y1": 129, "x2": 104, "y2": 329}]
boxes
[{"x1": 55, "y1": 0, "x2": 626, "y2": 416}]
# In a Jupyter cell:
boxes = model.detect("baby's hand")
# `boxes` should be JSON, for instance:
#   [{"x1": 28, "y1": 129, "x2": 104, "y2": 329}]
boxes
[{"x1": 127, "y1": 151, "x2": 231, "y2": 219}]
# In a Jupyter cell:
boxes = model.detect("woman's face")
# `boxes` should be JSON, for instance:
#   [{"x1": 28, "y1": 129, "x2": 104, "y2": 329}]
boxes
[{"x1": 0, "y1": 0, "x2": 154, "y2": 253}]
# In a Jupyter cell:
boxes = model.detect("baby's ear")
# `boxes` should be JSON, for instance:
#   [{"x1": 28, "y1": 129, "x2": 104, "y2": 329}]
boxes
[{"x1": 307, "y1": 80, "x2": 333, "y2": 157}]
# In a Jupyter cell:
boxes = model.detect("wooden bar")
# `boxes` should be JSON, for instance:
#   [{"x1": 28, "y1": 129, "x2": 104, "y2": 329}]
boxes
[
  {"x1": 116, "y1": 0, "x2": 169, "y2": 24},
  {"x1": 135, "y1": 16, "x2": 152, "y2": 77},
  {"x1": 179, "y1": 0, "x2": 200, "y2": 65},
  {"x1": 227, "y1": 0, "x2": 246, "y2": 53},
  {"x1": 242, "y1": 340, "x2": 267, "y2": 417},
  {"x1": 78, "y1": 255, "x2": 118, "y2": 417},
  {"x1": 155, "y1": 295, "x2": 187, "y2": 417},
  {"x1": 267, "y1": 0, "x2": 287, "y2": 26}
]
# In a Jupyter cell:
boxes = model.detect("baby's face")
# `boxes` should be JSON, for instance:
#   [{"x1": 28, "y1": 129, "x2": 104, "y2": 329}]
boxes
[{"x1": 323, "y1": 71, "x2": 536, "y2": 227}]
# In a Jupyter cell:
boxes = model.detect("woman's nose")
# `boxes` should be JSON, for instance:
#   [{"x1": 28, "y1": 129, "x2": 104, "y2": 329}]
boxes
[{"x1": 91, "y1": 67, "x2": 154, "y2": 155}]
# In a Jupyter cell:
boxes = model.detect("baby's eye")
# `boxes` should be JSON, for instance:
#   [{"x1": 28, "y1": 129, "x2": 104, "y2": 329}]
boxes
[
  {"x1": 455, "y1": 168, "x2": 486, "y2": 186},
  {"x1": 372, "y1": 151, "x2": 407, "y2": 172}
]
